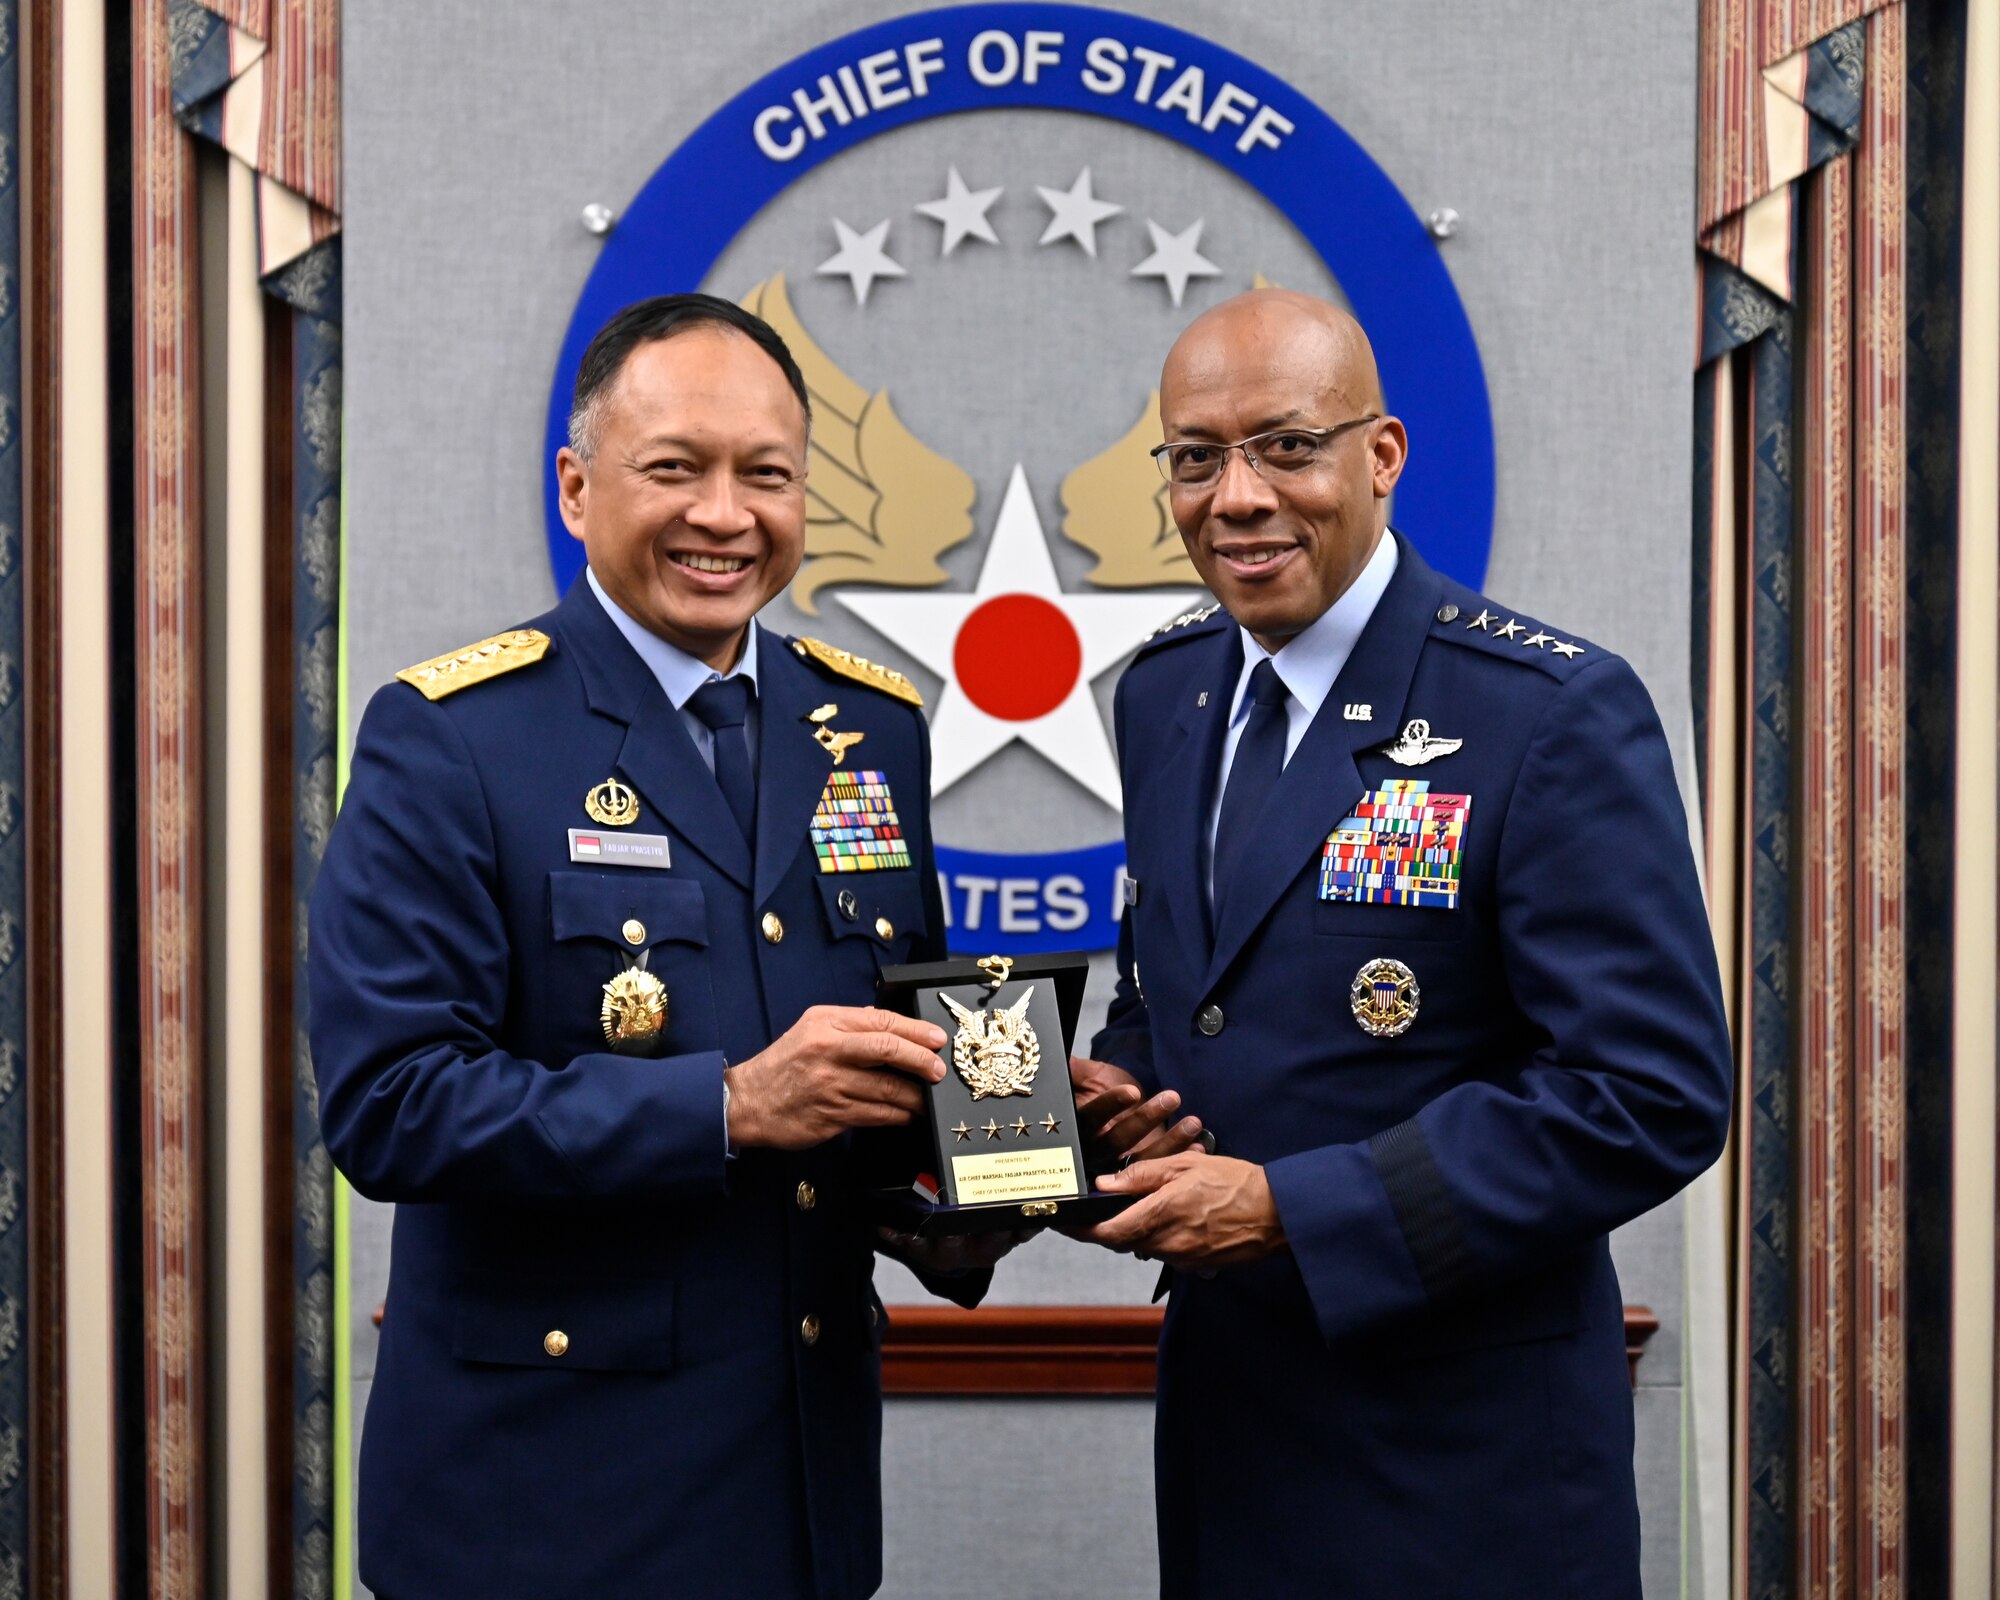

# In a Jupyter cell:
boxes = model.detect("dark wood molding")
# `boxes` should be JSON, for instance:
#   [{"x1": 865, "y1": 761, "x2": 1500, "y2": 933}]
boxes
[
  {"x1": 23, "y1": 0, "x2": 68, "y2": 1591},
  {"x1": 884, "y1": 1304, "x2": 1664, "y2": 1396}
]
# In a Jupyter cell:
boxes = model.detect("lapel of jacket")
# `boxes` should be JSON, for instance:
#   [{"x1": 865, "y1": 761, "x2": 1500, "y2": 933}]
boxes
[
  {"x1": 553, "y1": 577, "x2": 753, "y2": 889},
  {"x1": 1200, "y1": 533, "x2": 1442, "y2": 995},
  {"x1": 1141, "y1": 623, "x2": 1241, "y2": 982},
  {"x1": 753, "y1": 632, "x2": 840, "y2": 908}
]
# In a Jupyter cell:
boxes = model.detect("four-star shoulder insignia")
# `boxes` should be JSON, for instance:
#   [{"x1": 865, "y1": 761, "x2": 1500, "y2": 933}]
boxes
[
  {"x1": 791, "y1": 637, "x2": 924, "y2": 707},
  {"x1": 396, "y1": 629, "x2": 552, "y2": 700},
  {"x1": 1142, "y1": 603, "x2": 1222, "y2": 643},
  {"x1": 1439, "y1": 598, "x2": 1590, "y2": 671}
]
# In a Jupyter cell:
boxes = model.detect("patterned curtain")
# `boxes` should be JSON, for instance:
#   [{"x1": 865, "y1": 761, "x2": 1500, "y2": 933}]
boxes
[{"x1": 1691, "y1": 3, "x2": 1954, "y2": 1596}]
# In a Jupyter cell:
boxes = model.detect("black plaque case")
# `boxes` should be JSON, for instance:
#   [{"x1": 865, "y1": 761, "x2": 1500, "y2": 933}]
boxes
[{"x1": 868, "y1": 954, "x2": 1136, "y2": 1236}]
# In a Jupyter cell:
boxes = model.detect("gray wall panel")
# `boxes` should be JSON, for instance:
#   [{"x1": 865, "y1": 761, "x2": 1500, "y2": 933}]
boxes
[{"x1": 345, "y1": 3, "x2": 1697, "y2": 1593}]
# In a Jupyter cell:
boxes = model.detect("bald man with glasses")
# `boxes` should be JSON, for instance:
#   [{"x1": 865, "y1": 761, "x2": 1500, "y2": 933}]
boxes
[{"x1": 1067, "y1": 290, "x2": 1732, "y2": 1598}]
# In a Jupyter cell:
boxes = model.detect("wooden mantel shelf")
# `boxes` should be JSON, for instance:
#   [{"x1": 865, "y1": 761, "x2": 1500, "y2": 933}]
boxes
[{"x1": 882, "y1": 1304, "x2": 1663, "y2": 1396}]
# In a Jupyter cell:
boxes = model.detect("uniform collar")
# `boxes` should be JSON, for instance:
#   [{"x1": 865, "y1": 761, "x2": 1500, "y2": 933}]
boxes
[
  {"x1": 1228, "y1": 528, "x2": 1398, "y2": 722},
  {"x1": 585, "y1": 566, "x2": 760, "y2": 709}
]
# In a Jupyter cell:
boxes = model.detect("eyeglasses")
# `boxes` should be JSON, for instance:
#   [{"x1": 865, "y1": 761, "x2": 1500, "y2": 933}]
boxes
[{"x1": 1149, "y1": 416, "x2": 1380, "y2": 488}]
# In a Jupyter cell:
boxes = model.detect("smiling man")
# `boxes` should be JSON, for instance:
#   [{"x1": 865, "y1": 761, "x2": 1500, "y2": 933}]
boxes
[
  {"x1": 310, "y1": 295, "x2": 998, "y2": 1600},
  {"x1": 1076, "y1": 290, "x2": 1732, "y2": 1597}
]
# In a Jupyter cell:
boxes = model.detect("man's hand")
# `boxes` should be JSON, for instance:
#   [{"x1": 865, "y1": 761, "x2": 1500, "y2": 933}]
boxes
[
  {"x1": 1083, "y1": 1152, "x2": 1285, "y2": 1270},
  {"x1": 1071, "y1": 1056, "x2": 1208, "y2": 1164},
  {"x1": 724, "y1": 1006, "x2": 946, "y2": 1150},
  {"x1": 876, "y1": 1225, "x2": 1039, "y2": 1276}
]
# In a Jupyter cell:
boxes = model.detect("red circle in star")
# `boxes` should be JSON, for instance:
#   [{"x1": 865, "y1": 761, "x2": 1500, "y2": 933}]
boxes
[{"x1": 953, "y1": 594, "x2": 1083, "y2": 722}]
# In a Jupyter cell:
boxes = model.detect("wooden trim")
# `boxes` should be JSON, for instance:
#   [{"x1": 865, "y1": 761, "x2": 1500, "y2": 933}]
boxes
[
  {"x1": 882, "y1": 1304, "x2": 1663, "y2": 1396},
  {"x1": 22, "y1": 0, "x2": 67, "y2": 1589}
]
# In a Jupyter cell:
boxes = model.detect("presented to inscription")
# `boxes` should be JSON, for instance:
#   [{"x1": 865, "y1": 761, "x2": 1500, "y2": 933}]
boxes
[{"x1": 951, "y1": 1147, "x2": 1080, "y2": 1204}]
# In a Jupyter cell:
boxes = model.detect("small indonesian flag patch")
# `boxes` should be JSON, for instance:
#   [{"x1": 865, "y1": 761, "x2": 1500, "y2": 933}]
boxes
[
  {"x1": 810, "y1": 770, "x2": 912, "y2": 872},
  {"x1": 1320, "y1": 779, "x2": 1469, "y2": 910}
]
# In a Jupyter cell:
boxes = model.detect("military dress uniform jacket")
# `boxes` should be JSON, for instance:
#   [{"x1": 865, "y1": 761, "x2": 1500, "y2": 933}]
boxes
[
  {"x1": 1093, "y1": 534, "x2": 1732, "y2": 1600},
  {"x1": 310, "y1": 578, "x2": 971, "y2": 1600}
]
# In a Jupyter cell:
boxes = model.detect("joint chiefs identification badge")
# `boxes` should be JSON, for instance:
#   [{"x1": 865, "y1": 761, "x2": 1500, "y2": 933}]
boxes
[{"x1": 1351, "y1": 958, "x2": 1420, "y2": 1037}]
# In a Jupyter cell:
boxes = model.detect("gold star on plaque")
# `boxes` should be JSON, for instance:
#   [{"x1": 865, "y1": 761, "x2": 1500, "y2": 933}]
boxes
[
  {"x1": 951, "y1": 1121, "x2": 972, "y2": 1142},
  {"x1": 1041, "y1": 1114, "x2": 1061, "y2": 1134},
  {"x1": 1012, "y1": 1117, "x2": 1030, "y2": 1138},
  {"x1": 982, "y1": 1119, "x2": 1002, "y2": 1140}
]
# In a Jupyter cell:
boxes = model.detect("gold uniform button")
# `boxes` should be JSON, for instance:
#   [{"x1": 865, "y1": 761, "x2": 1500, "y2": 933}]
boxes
[
  {"x1": 622, "y1": 919, "x2": 645, "y2": 946},
  {"x1": 874, "y1": 916, "x2": 894, "y2": 941},
  {"x1": 544, "y1": 1330, "x2": 569, "y2": 1358},
  {"x1": 800, "y1": 1314, "x2": 821, "y2": 1346},
  {"x1": 795, "y1": 1181, "x2": 816, "y2": 1212},
  {"x1": 761, "y1": 911, "x2": 784, "y2": 944}
]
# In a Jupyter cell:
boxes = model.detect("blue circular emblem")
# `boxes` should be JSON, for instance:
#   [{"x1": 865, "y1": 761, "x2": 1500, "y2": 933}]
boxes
[
  {"x1": 543, "y1": 4, "x2": 1496, "y2": 954},
  {"x1": 543, "y1": 2, "x2": 1494, "y2": 593}
]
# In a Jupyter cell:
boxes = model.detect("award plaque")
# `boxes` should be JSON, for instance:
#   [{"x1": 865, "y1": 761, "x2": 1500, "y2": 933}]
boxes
[{"x1": 869, "y1": 952, "x2": 1136, "y2": 1235}]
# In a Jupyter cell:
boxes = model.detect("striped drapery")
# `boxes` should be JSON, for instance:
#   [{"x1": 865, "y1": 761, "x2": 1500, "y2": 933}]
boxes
[{"x1": 1695, "y1": 3, "x2": 1919, "y2": 1597}]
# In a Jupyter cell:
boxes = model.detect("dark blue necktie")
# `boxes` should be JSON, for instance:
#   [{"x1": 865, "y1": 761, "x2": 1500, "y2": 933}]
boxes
[
  {"x1": 688, "y1": 676, "x2": 757, "y2": 842},
  {"x1": 1212, "y1": 660, "x2": 1290, "y2": 917}
]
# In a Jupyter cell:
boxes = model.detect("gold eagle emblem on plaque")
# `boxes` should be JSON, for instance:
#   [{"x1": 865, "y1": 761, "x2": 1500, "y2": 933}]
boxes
[{"x1": 939, "y1": 988, "x2": 1041, "y2": 1100}]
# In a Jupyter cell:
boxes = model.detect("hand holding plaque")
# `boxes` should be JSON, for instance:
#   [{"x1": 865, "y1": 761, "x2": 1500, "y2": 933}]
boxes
[{"x1": 867, "y1": 953, "x2": 1138, "y2": 1234}]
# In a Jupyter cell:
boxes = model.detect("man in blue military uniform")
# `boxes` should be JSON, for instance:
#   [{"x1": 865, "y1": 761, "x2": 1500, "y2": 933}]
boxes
[
  {"x1": 311, "y1": 295, "x2": 999, "y2": 1599},
  {"x1": 1078, "y1": 290, "x2": 1733, "y2": 1597}
]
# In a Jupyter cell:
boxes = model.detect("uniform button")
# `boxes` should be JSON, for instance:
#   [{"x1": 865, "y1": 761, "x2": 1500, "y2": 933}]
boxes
[
  {"x1": 544, "y1": 1330, "x2": 569, "y2": 1358},
  {"x1": 621, "y1": 919, "x2": 645, "y2": 946},
  {"x1": 868, "y1": 1303, "x2": 879, "y2": 1328},
  {"x1": 875, "y1": 916, "x2": 894, "y2": 941},
  {"x1": 761, "y1": 911, "x2": 784, "y2": 944},
  {"x1": 1436, "y1": 603, "x2": 1460, "y2": 623},
  {"x1": 800, "y1": 1314, "x2": 821, "y2": 1346},
  {"x1": 795, "y1": 1181, "x2": 817, "y2": 1212},
  {"x1": 1197, "y1": 1004, "x2": 1225, "y2": 1036}
]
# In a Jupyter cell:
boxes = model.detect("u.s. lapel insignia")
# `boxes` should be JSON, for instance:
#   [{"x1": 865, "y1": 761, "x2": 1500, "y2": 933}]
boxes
[
  {"x1": 811, "y1": 770, "x2": 912, "y2": 871},
  {"x1": 1351, "y1": 958, "x2": 1420, "y2": 1037},
  {"x1": 806, "y1": 703, "x2": 866, "y2": 766},
  {"x1": 601, "y1": 952, "x2": 668, "y2": 1053},
  {"x1": 1380, "y1": 718, "x2": 1463, "y2": 767},
  {"x1": 585, "y1": 778, "x2": 640, "y2": 827}
]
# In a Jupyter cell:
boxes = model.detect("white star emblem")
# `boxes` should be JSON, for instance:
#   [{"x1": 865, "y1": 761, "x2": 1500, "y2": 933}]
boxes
[
  {"x1": 1551, "y1": 639, "x2": 1585, "y2": 659},
  {"x1": 1130, "y1": 219, "x2": 1221, "y2": 307},
  {"x1": 1035, "y1": 168, "x2": 1123, "y2": 258},
  {"x1": 816, "y1": 218, "x2": 906, "y2": 307},
  {"x1": 1521, "y1": 630, "x2": 1553, "y2": 649},
  {"x1": 1465, "y1": 609, "x2": 1496, "y2": 631},
  {"x1": 1494, "y1": 618, "x2": 1525, "y2": 641},
  {"x1": 915, "y1": 167, "x2": 1003, "y2": 255},
  {"x1": 836, "y1": 466, "x2": 1202, "y2": 809}
]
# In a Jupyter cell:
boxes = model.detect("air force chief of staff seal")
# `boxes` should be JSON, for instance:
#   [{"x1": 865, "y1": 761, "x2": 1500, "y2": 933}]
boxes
[{"x1": 310, "y1": 295, "x2": 991, "y2": 1600}]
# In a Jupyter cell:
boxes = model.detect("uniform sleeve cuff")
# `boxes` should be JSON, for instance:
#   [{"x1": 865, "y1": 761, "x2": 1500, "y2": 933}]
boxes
[
  {"x1": 535, "y1": 1049, "x2": 731, "y2": 1198},
  {"x1": 1265, "y1": 1141, "x2": 1430, "y2": 1346}
]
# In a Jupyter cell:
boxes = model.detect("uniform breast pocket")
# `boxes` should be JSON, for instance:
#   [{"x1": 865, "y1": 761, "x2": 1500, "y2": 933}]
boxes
[
  {"x1": 813, "y1": 872, "x2": 927, "y2": 1003},
  {"x1": 546, "y1": 873, "x2": 720, "y2": 1055},
  {"x1": 1312, "y1": 896, "x2": 1471, "y2": 944},
  {"x1": 452, "y1": 1269, "x2": 675, "y2": 1373}
]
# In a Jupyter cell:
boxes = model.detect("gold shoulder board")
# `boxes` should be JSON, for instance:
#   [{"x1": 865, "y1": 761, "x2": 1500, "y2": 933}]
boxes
[
  {"x1": 396, "y1": 629, "x2": 552, "y2": 701},
  {"x1": 791, "y1": 637, "x2": 924, "y2": 708}
]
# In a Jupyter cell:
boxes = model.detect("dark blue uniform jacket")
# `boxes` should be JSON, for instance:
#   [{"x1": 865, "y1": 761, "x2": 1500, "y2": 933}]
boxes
[
  {"x1": 1093, "y1": 534, "x2": 1732, "y2": 1599},
  {"x1": 311, "y1": 578, "x2": 969, "y2": 1600}
]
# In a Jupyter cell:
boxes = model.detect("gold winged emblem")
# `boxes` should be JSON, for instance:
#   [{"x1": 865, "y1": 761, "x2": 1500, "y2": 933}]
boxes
[
  {"x1": 1058, "y1": 391, "x2": 1200, "y2": 589},
  {"x1": 741, "y1": 275, "x2": 977, "y2": 614},
  {"x1": 939, "y1": 988, "x2": 1042, "y2": 1100}
]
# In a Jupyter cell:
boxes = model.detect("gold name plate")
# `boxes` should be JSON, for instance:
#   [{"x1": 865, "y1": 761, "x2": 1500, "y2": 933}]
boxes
[{"x1": 950, "y1": 1147, "x2": 1081, "y2": 1205}]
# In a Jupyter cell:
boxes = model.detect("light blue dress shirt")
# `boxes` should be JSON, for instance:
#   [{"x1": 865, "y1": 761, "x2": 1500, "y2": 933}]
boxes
[
  {"x1": 1206, "y1": 531, "x2": 1399, "y2": 899},
  {"x1": 587, "y1": 566, "x2": 760, "y2": 779}
]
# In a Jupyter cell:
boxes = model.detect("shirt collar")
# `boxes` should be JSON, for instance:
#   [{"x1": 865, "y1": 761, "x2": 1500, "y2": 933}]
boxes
[
  {"x1": 1230, "y1": 531, "x2": 1399, "y2": 722},
  {"x1": 586, "y1": 566, "x2": 760, "y2": 710}
]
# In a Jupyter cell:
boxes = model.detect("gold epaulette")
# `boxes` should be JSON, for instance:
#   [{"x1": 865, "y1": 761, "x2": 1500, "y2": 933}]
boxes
[
  {"x1": 790, "y1": 637, "x2": 924, "y2": 708},
  {"x1": 396, "y1": 629, "x2": 552, "y2": 701}
]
